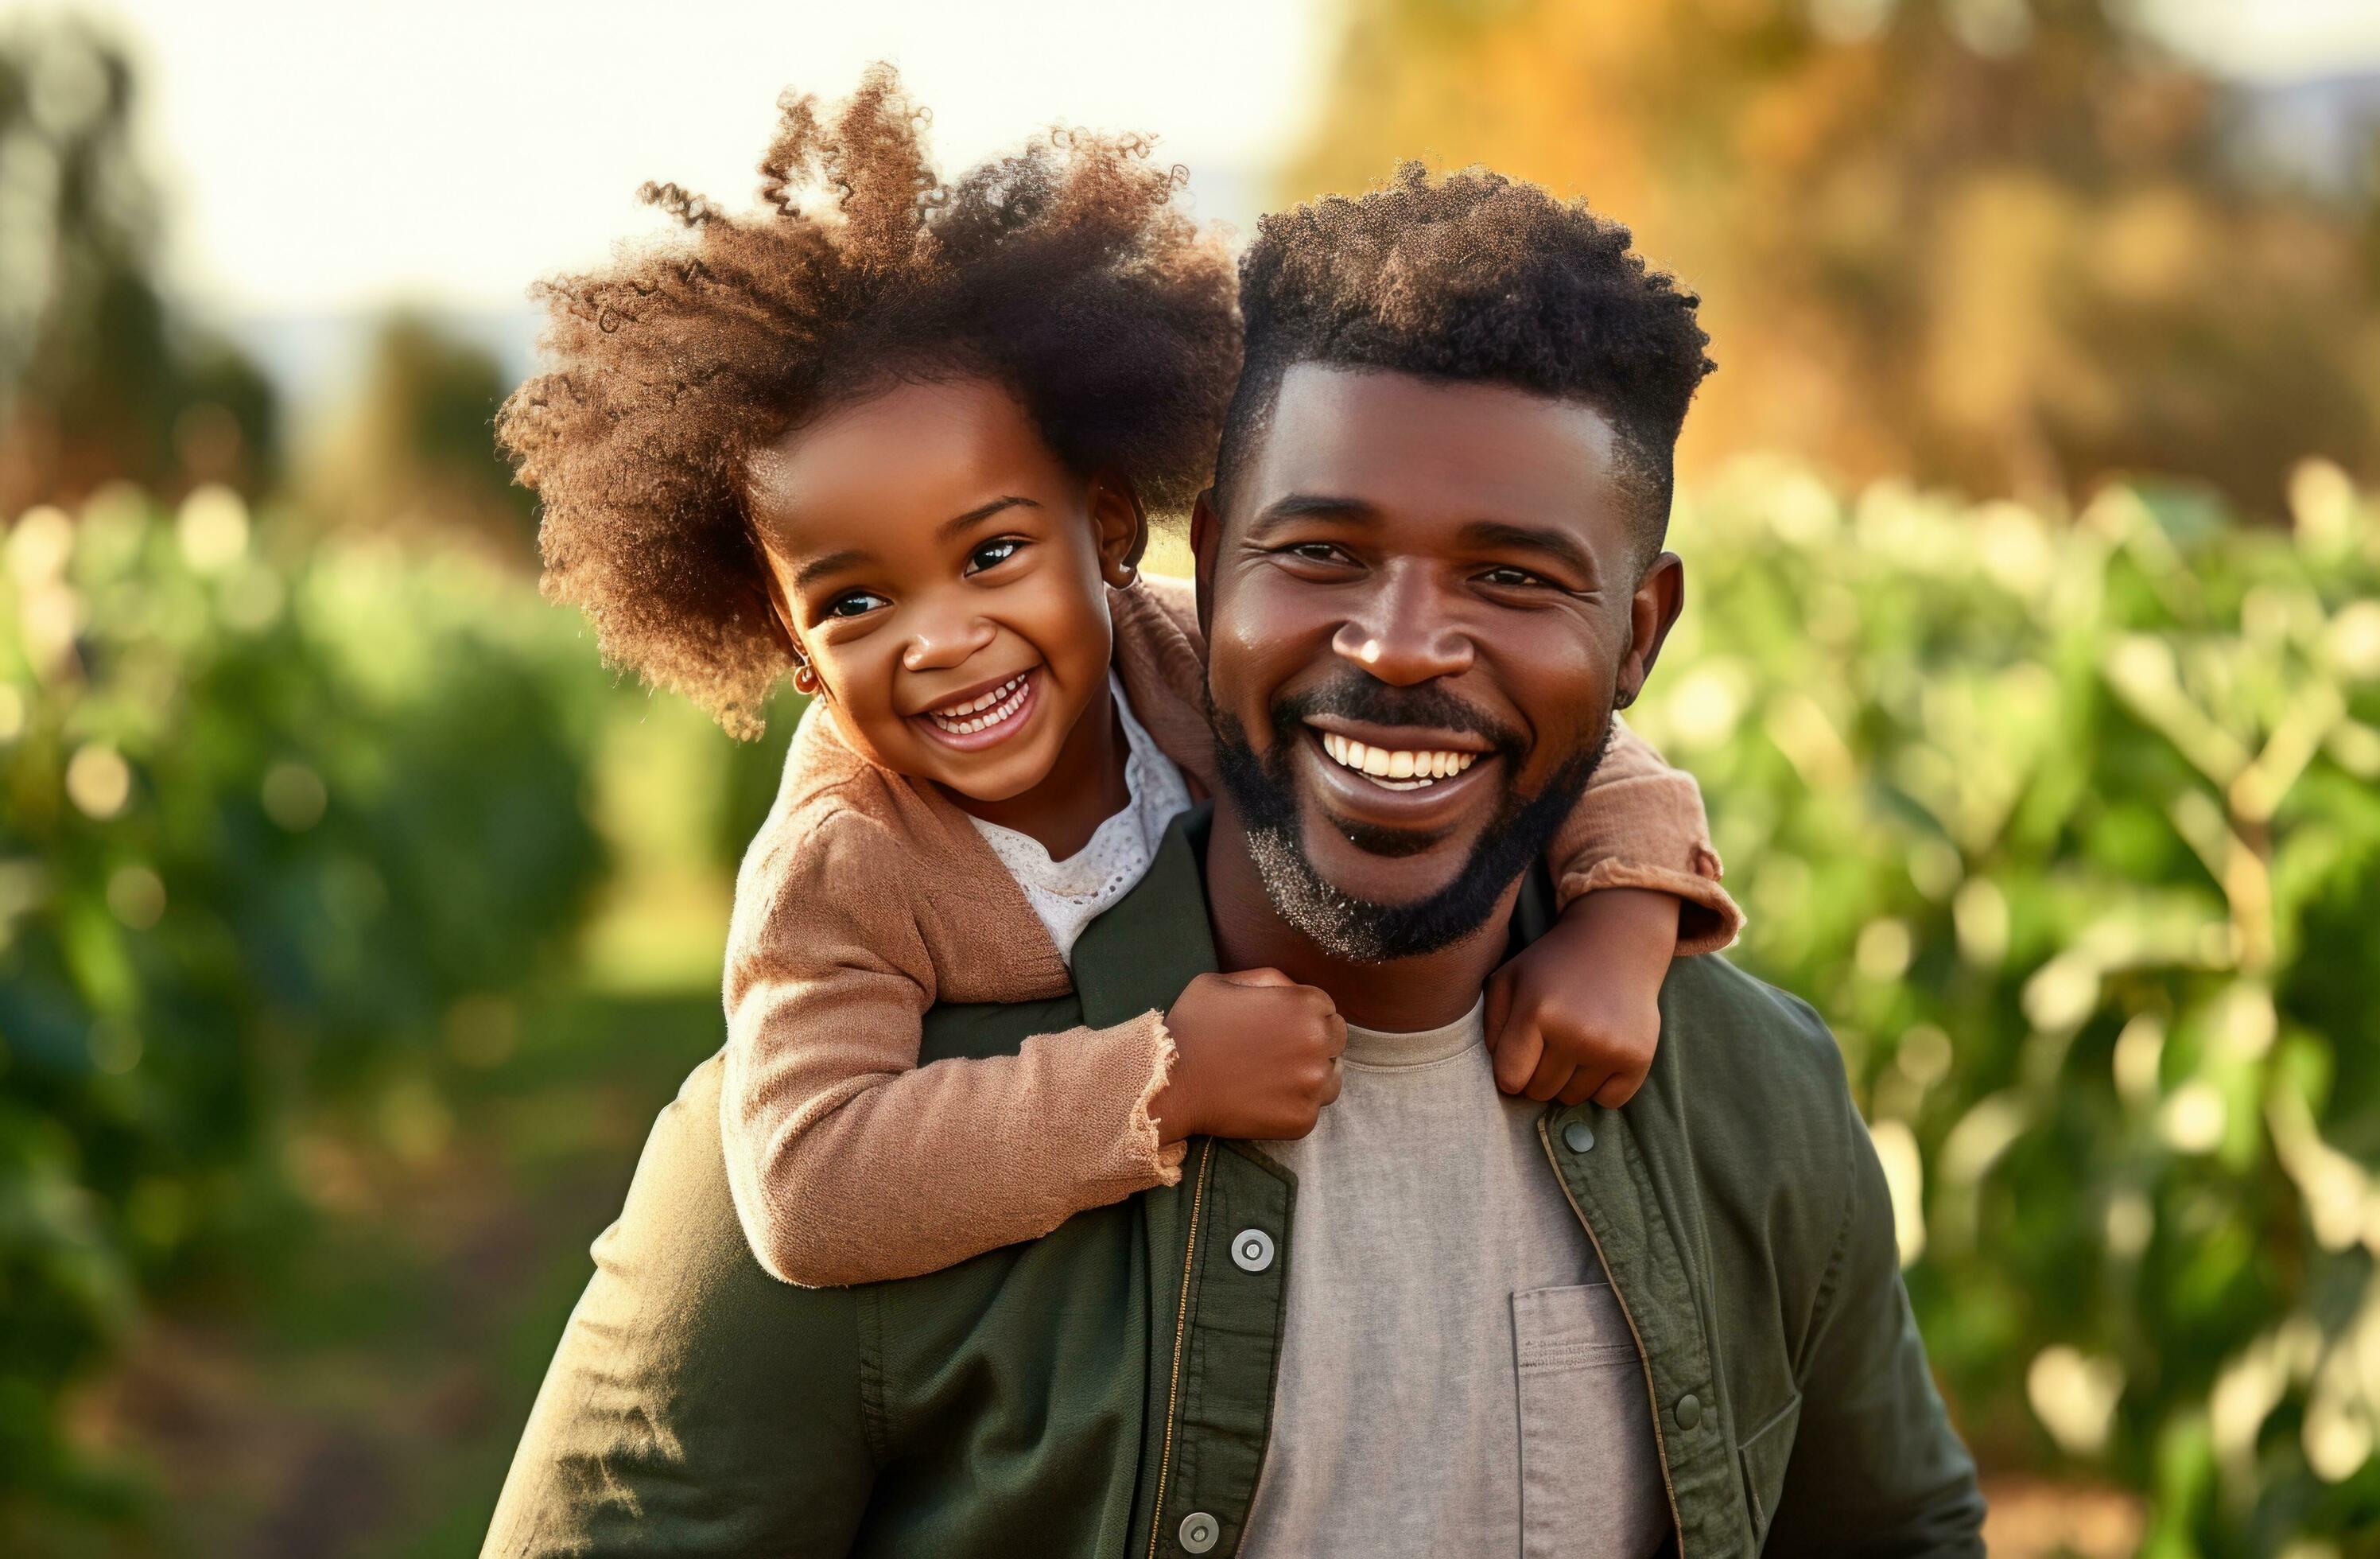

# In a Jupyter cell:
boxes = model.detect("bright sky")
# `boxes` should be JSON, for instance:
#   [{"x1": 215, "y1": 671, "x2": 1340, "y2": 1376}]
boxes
[
  {"x1": 64, "y1": 0, "x2": 1328, "y2": 317},
  {"x1": 2151, "y1": 0, "x2": 2380, "y2": 80},
  {"x1": 37, "y1": 0, "x2": 2380, "y2": 322}
]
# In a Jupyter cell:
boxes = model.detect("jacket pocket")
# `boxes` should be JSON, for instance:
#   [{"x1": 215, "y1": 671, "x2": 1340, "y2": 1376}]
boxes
[
  {"x1": 1513, "y1": 1283, "x2": 1668, "y2": 1559},
  {"x1": 1737, "y1": 1390, "x2": 1803, "y2": 1549}
]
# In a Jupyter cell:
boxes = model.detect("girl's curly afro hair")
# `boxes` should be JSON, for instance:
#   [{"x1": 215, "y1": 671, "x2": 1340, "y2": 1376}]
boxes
[{"x1": 497, "y1": 68, "x2": 1240, "y2": 738}]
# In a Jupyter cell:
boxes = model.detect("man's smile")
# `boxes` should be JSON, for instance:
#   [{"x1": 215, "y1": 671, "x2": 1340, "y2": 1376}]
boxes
[
  {"x1": 1294, "y1": 717, "x2": 1504, "y2": 829},
  {"x1": 1308, "y1": 718, "x2": 1489, "y2": 789}
]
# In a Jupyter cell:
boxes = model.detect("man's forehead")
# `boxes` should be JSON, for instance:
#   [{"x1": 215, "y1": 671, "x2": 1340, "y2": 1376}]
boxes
[{"x1": 1244, "y1": 363, "x2": 1626, "y2": 528}]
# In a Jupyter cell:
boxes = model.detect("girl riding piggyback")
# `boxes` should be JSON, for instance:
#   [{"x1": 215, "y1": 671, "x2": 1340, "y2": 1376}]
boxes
[{"x1": 499, "y1": 71, "x2": 1740, "y2": 1287}]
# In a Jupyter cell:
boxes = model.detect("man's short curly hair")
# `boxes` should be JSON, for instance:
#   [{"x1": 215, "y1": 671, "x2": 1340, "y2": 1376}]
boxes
[
  {"x1": 498, "y1": 68, "x2": 1239, "y2": 738},
  {"x1": 1214, "y1": 164, "x2": 1714, "y2": 566}
]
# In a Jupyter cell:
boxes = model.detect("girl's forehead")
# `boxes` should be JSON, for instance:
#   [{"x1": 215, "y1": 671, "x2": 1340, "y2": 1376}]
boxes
[{"x1": 749, "y1": 376, "x2": 1068, "y2": 525}]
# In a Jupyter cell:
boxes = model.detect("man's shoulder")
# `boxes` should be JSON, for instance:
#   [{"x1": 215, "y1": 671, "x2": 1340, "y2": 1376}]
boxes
[
  {"x1": 1654, "y1": 954, "x2": 1863, "y2": 1187},
  {"x1": 1660, "y1": 954, "x2": 1842, "y2": 1080},
  {"x1": 592, "y1": 1050, "x2": 854, "y2": 1330},
  {"x1": 483, "y1": 1050, "x2": 873, "y2": 1554}
]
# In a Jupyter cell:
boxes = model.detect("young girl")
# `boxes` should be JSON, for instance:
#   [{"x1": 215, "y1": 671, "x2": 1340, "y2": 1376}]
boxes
[{"x1": 500, "y1": 72, "x2": 1739, "y2": 1287}]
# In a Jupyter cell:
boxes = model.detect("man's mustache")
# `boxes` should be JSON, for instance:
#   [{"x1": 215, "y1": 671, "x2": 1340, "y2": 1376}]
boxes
[{"x1": 1268, "y1": 675, "x2": 1526, "y2": 764}]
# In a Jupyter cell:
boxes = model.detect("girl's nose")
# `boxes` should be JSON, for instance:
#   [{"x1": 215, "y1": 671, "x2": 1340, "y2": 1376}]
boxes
[{"x1": 901, "y1": 612, "x2": 998, "y2": 673}]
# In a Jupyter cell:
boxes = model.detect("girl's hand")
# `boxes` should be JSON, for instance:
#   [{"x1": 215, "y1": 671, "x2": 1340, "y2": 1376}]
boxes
[
  {"x1": 1485, "y1": 888, "x2": 1681, "y2": 1108},
  {"x1": 1151, "y1": 970, "x2": 1346, "y2": 1142}
]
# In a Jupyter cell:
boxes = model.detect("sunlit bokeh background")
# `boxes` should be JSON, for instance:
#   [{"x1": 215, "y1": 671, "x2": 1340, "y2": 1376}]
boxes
[{"x1": 4, "y1": 2, "x2": 2378, "y2": 1554}]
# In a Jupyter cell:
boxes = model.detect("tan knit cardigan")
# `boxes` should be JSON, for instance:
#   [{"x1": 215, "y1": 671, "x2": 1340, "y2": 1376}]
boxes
[{"x1": 720, "y1": 575, "x2": 1740, "y2": 1287}]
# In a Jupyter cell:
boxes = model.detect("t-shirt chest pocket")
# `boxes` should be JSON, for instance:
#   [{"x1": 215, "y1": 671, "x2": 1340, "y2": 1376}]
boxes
[{"x1": 1512, "y1": 1283, "x2": 1671, "y2": 1558}]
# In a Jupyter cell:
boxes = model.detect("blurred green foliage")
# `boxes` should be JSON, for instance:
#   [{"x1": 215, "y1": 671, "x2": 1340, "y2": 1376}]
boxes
[
  {"x1": 1627, "y1": 458, "x2": 2380, "y2": 1553},
  {"x1": 5, "y1": 465, "x2": 2379, "y2": 1555},
  {"x1": 0, "y1": 485, "x2": 607, "y2": 1524}
]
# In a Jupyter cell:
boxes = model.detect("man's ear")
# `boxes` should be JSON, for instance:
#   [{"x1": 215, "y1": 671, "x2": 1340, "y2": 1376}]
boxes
[
  {"x1": 1617, "y1": 551, "x2": 1685, "y2": 709},
  {"x1": 1089, "y1": 472, "x2": 1148, "y2": 583},
  {"x1": 1190, "y1": 486, "x2": 1221, "y2": 643}
]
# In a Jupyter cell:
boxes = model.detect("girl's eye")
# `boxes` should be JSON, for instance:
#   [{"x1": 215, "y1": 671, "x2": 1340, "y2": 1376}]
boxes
[
  {"x1": 965, "y1": 538, "x2": 1025, "y2": 575},
  {"x1": 823, "y1": 591, "x2": 890, "y2": 620}
]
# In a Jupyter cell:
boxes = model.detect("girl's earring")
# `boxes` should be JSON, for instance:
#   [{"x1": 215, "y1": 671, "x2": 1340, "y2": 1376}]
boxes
[{"x1": 791, "y1": 657, "x2": 822, "y2": 696}]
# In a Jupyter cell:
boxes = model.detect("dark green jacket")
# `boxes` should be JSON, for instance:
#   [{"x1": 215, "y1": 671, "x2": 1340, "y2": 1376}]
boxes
[{"x1": 485, "y1": 812, "x2": 1984, "y2": 1557}]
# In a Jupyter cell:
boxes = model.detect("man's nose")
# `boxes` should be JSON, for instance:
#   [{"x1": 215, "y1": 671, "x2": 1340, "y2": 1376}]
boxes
[
  {"x1": 1330, "y1": 567, "x2": 1474, "y2": 686},
  {"x1": 901, "y1": 605, "x2": 998, "y2": 673}
]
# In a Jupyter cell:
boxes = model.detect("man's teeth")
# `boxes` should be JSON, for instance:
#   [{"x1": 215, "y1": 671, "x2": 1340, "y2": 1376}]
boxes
[
  {"x1": 927, "y1": 673, "x2": 1031, "y2": 735},
  {"x1": 1317, "y1": 730, "x2": 1480, "y2": 789}
]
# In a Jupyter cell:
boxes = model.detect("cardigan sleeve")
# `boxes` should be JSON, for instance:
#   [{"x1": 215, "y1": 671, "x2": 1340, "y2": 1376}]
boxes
[
  {"x1": 1108, "y1": 573, "x2": 1221, "y2": 797},
  {"x1": 721, "y1": 804, "x2": 1185, "y2": 1289},
  {"x1": 1544, "y1": 717, "x2": 1745, "y2": 955}
]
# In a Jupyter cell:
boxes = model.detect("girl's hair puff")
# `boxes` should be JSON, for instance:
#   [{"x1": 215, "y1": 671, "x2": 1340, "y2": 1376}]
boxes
[{"x1": 498, "y1": 68, "x2": 1238, "y2": 737}]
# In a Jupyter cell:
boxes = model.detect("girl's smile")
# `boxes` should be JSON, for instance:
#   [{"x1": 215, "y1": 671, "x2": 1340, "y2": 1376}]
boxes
[{"x1": 915, "y1": 666, "x2": 1042, "y2": 749}]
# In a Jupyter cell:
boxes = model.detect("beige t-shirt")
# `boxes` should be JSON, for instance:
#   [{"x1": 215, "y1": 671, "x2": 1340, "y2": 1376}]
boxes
[{"x1": 1240, "y1": 1001, "x2": 1671, "y2": 1558}]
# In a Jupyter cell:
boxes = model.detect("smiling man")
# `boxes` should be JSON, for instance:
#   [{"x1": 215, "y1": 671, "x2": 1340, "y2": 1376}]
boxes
[
  {"x1": 486, "y1": 167, "x2": 1985, "y2": 1558},
  {"x1": 1178, "y1": 170, "x2": 1980, "y2": 1555}
]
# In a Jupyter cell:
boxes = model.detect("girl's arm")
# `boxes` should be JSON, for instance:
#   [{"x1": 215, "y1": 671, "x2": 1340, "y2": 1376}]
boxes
[
  {"x1": 1543, "y1": 717, "x2": 1741, "y2": 953},
  {"x1": 1486, "y1": 718, "x2": 1744, "y2": 1107},
  {"x1": 723, "y1": 809, "x2": 1182, "y2": 1289}
]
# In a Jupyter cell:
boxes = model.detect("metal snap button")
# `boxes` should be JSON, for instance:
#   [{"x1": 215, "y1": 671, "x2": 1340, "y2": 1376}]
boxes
[
  {"x1": 1231, "y1": 1227, "x2": 1274, "y2": 1273},
  {"x1": 1178, "y1": 1510, "x2": 1220, "y2": 1553},
  {"x1": 1563, "y1": 1119, "x2": 1596, "y2": 1153},
  {"x1": 1676, "y1": 1393, "x2": 1702, "y2": 1429}
]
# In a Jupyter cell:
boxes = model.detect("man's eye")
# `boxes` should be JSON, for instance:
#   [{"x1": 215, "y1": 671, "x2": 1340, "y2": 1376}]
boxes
[
  {"x1": 1283, "y1": 542, "x2": 1348, "y2": 564},
  {"x1": 824, "y1": 592, "x2": 889, "y2": 620},
  {"x1": 1479, "y1": 566, "x2": 1550, "y2": 589},
  {"x1": 965, "y1": 538, "x2": 1025, "y2": 575}
]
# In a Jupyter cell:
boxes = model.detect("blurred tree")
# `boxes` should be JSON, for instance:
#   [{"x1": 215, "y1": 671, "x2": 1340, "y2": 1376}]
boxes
[
  {"x1": 0, "y1": 488, "x2": 608, "y2": 1531},
  {"x1": 0, "y1": 19, "x2": 278, "y2": 515},
  {"x1": 305, "y1": 313, "x2": 537, "y2": 563},
  {"x1": 1282, "y1": 0, "x2": 2380, "y2": 515}
]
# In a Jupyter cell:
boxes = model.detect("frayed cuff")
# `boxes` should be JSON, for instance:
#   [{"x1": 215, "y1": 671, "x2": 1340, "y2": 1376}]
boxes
[
  {"x1": 1559, "y1": 860, "x2": 1747, "y2": 956},
  {"x1": 1093, "y1": 1008, "x2": 1186, "y2": 1188}
]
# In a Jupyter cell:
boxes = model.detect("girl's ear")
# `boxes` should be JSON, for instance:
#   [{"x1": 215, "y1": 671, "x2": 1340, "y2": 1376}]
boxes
[
  {"x1": 1089, "y1": 472, "x2": 1147, "y2": 587},
  {"x1": 755, "y1": 576, "x2": 825, "y2": 697},
  {"x1": 743, "y1": 512, "x2": 826, "y2": 698}
]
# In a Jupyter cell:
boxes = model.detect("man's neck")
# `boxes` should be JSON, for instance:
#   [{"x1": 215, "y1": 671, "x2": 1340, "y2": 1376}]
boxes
[{"x1": 1203, "y1": 802, "x2": 1520, "y2": 1033}]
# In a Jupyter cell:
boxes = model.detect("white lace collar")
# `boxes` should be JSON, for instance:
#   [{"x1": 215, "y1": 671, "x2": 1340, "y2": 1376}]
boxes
[{"x1": 965, "y1": 673, "x2": 1193, "y2": 962}]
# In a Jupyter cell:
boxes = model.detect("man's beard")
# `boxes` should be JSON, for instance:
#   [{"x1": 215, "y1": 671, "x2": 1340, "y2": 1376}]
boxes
[{"x1": 1210, "y1": 677, "x2": 1610, "y2": 963}]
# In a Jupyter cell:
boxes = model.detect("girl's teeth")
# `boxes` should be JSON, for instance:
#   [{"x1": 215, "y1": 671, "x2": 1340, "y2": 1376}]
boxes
[{"x1": 929, "y1": 674, "x2": 1031, "y2": 733}]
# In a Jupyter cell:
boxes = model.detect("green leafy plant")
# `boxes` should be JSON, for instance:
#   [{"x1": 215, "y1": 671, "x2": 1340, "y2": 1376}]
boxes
[
  {"x1": 0, "y1": 485, "x2": 605, "y2": 1519},
  {"x1": 1628, "y1": 457, "x2": 2380, "y2": 1554}
]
